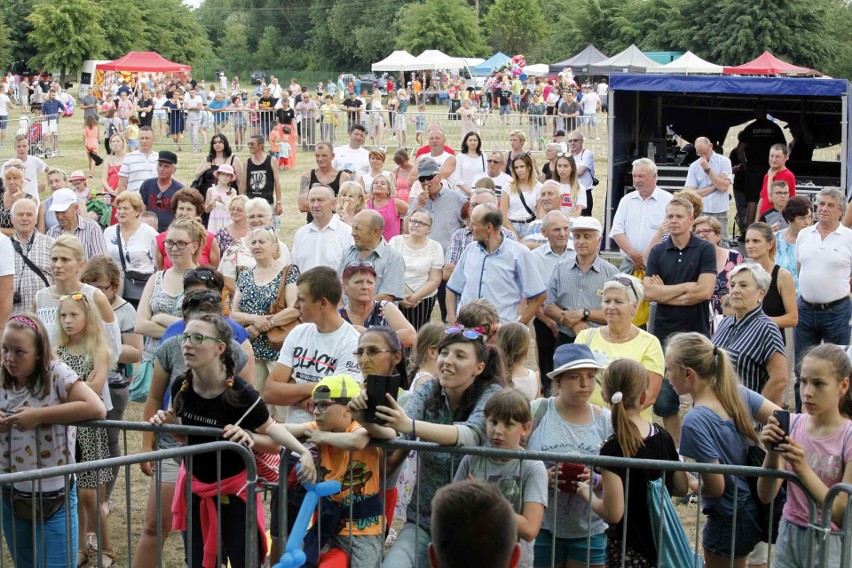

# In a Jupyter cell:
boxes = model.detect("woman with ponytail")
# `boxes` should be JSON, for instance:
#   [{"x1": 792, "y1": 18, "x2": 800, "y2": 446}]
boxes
[
  {"x1": 665, "y1": 332, "x2": 779, "y2": 568},
  {"x1": 576, "y1": 358, "x2": 690, "y2": 567},
  {"x1": 150, "y1": 314, "x2": 314, "y2": 568}
]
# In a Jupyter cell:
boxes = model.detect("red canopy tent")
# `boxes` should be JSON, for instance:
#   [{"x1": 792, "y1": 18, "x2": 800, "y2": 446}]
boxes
[
  {"x1": 95, "y1": 52, "x2": 191, "y2": 73},
  {"x1": 723, "y1": 51, "x2": 817, "y2": 76}
]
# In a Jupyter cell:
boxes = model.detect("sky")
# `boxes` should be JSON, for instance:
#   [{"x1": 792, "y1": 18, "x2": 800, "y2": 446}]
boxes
[{"x1": 183, "y1": 0, "x2": 202, "y2": 8}]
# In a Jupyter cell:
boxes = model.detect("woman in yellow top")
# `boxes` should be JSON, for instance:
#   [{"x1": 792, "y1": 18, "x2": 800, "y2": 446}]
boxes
[{"x1": 575, "y1": 274, "x2": 664, "y2": 419}]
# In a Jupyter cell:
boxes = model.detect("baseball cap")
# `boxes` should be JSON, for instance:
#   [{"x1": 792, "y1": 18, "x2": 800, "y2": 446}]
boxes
[
  {"x1": 68, "y1": 170, "x2": 86, "y2": 181},
  {"x1": 547, "y1": 344, "x2": 603, "y2": 380},
  {"x1": 49, "y1": 188, "x2": 78, "y2": 212},
  {"x1": 554, "y1": 130, "x2": 566, "y2": 138},
  {"x1": 312, "y1": 374, "x2": 361, "y2": 402},
  {"x1": 571, "y1": 217, "x2": 602, "y2": 233},
  {"x1": 157, "y1": 150, "x2": 178, "y2": 165},
  {"x1": 418, "y1": 158, "x2": 440, "y2": 178},
  {"x1": 213, "y1": 164, "x2": 236, "y2": 180}
]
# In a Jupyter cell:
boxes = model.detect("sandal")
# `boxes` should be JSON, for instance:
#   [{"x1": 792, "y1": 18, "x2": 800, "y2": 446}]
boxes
[
  {"x1": 77, "y1": 551, "x2": 89, "y2": 568},
  {"x1": 99, "y1": 548, "x2": 115, "y2": 568}
]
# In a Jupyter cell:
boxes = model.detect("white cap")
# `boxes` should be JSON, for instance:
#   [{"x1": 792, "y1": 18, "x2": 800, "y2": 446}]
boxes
[
  {"x1": 49, "y1": 188, "x2": 79, "y2": 212},
  {"x1": 571, "y1": 217, "x2": 602, "y2": 233}
]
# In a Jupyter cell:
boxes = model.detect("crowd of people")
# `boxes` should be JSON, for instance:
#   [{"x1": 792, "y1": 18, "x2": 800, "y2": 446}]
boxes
[{"x1": 0, "y1": 69, "x2": 850, "y2": 568}]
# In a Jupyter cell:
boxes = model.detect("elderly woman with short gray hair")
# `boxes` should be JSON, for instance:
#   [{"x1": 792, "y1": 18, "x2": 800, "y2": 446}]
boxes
[{"x1": 711, "y1": 262, "x2": 788, "y2": 404}]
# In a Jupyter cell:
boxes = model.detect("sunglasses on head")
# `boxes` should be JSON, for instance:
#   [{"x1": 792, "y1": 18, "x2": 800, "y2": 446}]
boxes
[
  {"x1": 445, "y1": 325, "x2": 489, "y2": 341},
  {"x1": 185, "y1": 291, "x2": 222, "y2": 307},
  {"x1": 185, "y1": 268, "x2": 216, "y2": 282},
  {"x1": 60, "y1": 293, "x2": 88, "y2": 303},
  {"x1": 607, "y1": 275, "x2": 638, "y2": 299},
  {"x1": 345, "y1": 260, "x2": 375, "y2": 271}
]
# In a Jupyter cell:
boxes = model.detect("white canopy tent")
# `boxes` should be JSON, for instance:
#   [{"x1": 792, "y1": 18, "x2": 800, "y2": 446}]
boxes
[
  {"x1": 524, "y1": 64, "x2": 550, "y2": 77},
  {"x1": 647, "y1": 51, "x2": 724, "y2": 75},
  {"x1": 404, "y1": 50, "x2": 466, "y2": 71},
  {"x1": 371, "y1": 51, "x2": 417, "y2": 72}
]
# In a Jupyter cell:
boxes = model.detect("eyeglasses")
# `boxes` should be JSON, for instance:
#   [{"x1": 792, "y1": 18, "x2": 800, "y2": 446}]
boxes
[
  {"x1": 353, "y1": 347, "x2": 396, "y2": 358},
  {"x1": 164, "y1": 240, "x2": 192, "y2": 249},
  {"x1": 180, "y1": 332, "x2": 224, "y2": 345},
  {"x1": 306, "y1": 400, "x2": 343, "y2": 413},
  {"x1": 418, "y1": 175, "x2": 437, "y2": 183},
  {"x1": 606, "y1": 276, "x2": 638, "y2": 299},
  {"x1": 486, "y1": 159, "x2": 502, "y2": 164},
  {"x1": 59, "y1": 293, "x2": 87, "y2": 303},
  {"x1": 155, "y1": 197, "x2": 164, "y2": 208},
  {"x1": 445, "y1": 325, "x2": 488, "y2": 340},
  {"x1": 408, "y1": 219, "x2": 431, "y2": 227},
  {"x1": 693, "y1": 229, "x2": 717, "y2": 236}
]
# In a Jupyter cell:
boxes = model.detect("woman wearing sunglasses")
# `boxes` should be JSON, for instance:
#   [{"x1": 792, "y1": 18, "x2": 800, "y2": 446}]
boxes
[
  {"x1": 231, "y1": 226, "x2": 300, "y2": 417},
  {"x1": 151, "y1": 314, "x2": 314, "y2": 568},
  {"x1": 339, "y1": 260, "x2": 416, "y2": 349},
  {"x1": 349, "y1": 326, "x2": 505, "y2": 567},
  {"x1": 574, "y1": 274, "x2": 664, "y2": 419}
]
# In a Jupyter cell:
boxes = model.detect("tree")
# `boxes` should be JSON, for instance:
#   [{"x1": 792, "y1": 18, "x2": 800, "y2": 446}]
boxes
[
  {"x1": 0, "y1": 0, "x2": 36, "y2": 64},
  {"x1": 325, "y1": 1, "x2": 401, "y2": 70},
  {"x1": 255, "y1": 26, "x2": 280, "y2": 70},
  {"x1": 99, "y1": 0, "x2": 146, "y2": 59},
  {"x1": 0, "y1": 19, "x2": 11, "y2": 72},
  {"x1": 26, "y1": 0, "x2": 107, "y2": 82},
  {"x1": 396, "y1": 0, "x2": 488, "y2": 58},
  {"x1": 483, "y1": 0, "x2": 546, "y2": 59},
  {"x1": 141, "y1": 0, "x2": 212, "y2": 66},
  {"x1": 217, "y1": 13, "x2": 250, "y2": 74},
  {"x1": 676, "y1": 0, "x2": 838, "y2": 69}
]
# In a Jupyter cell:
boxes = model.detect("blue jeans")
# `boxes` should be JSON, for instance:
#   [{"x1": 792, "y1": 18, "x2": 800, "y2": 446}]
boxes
[
  {"x1": 794, "y1": 298, "x2": 852, "y2": 411},
  {"x1": 382, "y1": 522, "x2": 430, "y2": 568},
  {"x1": 2, "y1": 483, "x2": 78, "y2": 568}
]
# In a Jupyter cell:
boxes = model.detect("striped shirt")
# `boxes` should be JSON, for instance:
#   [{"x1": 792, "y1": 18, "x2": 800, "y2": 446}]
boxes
[
  {"x1": 545, "y1": 254, "x2": 619, "y2": 337},
  {"x1": 712, "y1": 306, "x2": 785, "y2": 393},
  {"x1": 117, "y1": 150, "x2": 158, "y2": 193},
  {"x1": 46, "y1": 216, "x2": 108, "y2": 262},
  {"x1": 11, "y1": 231, "x2": 54, "y2": 315}
]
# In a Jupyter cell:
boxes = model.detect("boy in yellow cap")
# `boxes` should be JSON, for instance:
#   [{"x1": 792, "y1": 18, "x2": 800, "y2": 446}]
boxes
[{"x1": 280, "y1": 374, "x2": 394, "y2": 567}]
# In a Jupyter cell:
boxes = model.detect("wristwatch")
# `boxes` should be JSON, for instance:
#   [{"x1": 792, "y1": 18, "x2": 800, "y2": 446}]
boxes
[
  {"x1": 703, "y1": 167, "x2": 711, "y2": 174},
  {"x1": 582, "y1": 309, "x2": 590, "y2": 321}
]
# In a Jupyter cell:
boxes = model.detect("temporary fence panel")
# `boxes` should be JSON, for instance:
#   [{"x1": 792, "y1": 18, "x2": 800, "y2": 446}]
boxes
[
  {"x1": 820, "y1": 482, "x2": 852, "y2": 568},
  {"x1": 0, "y1": 421, "x2": 258, "y2": 568}
]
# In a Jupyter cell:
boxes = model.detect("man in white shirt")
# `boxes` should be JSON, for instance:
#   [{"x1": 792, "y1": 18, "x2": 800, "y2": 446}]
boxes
[
  {"x1": 684, "y1": 136, "x2": 733, "y2": 243},
  {"x1": 0, "y1": 84, "x2": 15, "y2": 146},
  {"x1": 116, "y1": 127, "x2": 157, "y2": 193},
  {"x1": 184, "y1": 86, "x2": 203, "y2": 153},
  {"x1": 596, "y1": 79, "x2": 609, "y2": 111},
  {"x1": 794, "y1": 187, "x2": 852, "y2": 411},
  {"x1": 579, "y1": 85, "x2": 601, "y2": 136},
  {"x1": 609, "y1": 158, "x2": 673, "y2": 273},
  {"x1": 263, "y1": 266, "x2": 362, "y2": 424},
  {"x1": 1, "y1": 134, "x2": 47, "y2": 203},
  {"x1": 332, "y1": 124, "x2": 370, "y2": 178},
  {"x1": 291, "y1": 185, "x2": 354, "y2": 272},
  {"x1": 568, "y1": 130, "x2": 596, "y2": 214},
  {"x1": 472, "y1": 151, "x2": 512, "y2": 200}
]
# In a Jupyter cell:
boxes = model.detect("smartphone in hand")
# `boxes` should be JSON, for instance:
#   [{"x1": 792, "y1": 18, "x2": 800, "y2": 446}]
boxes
[{"x1": 772, "y1": 409, "x2": 790, "y2": 452}]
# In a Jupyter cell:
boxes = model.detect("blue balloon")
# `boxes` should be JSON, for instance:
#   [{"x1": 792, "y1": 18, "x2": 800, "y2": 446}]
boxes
[
  {"x1": 520, "y1": 73, "x2": 528, "y2": 82},
  {"x1": 273, "y1": 470, "x2": 342, "y2": 568}
]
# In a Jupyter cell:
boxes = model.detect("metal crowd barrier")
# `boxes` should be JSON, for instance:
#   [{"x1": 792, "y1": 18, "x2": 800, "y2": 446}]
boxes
[
  {"x1": 1, "y1": 113, "x2": 63, "y2": 161},
  {"x1": 8, "y1": 420, "x2": 842, "y2": 568},
  {"x1": 150, "y1": 107, "x2": 609, "y2": 157},
  {"x1": 0, "y1": 421, "x2": 257, "y2": 568}
]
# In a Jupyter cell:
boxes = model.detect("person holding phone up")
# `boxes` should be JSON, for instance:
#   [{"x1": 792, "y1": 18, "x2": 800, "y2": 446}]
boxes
[{"x1": 757, "y1": 343, "x2": 852, "y2": 568}]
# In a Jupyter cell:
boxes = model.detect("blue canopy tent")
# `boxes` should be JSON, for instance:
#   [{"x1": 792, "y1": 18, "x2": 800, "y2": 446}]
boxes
[
  {"x1": 604, "y1": 74, "x2": 851, "y2": 248},
  {"x1": 474, "y1": 52, "x2": 511, "y2": 75}
]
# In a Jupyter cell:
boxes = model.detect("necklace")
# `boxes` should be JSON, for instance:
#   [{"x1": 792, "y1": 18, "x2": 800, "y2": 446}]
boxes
[{"x1": 603, "y1": 326, "x2": 637, "y2": 344}]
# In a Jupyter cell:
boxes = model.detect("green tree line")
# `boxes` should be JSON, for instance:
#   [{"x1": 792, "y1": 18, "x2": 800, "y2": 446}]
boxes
[{"x1": 2, "y1": 0, "x2": 851, "y2": 81}]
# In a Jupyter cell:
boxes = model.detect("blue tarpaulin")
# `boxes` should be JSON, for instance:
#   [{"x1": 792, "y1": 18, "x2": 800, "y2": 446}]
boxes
[{"x1": 474, "y1": 53, "x2": 510, "y2": 75}]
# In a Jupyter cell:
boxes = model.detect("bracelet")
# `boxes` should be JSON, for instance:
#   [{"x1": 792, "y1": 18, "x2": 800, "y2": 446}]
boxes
[{"x1": 412, "y1": 418, "x2": 417, "y2": 439}]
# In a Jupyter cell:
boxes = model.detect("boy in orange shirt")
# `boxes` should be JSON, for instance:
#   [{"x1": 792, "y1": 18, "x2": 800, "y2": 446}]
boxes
[{"x1": 280, "y1": 374, "x2": 394, "y2": 567}]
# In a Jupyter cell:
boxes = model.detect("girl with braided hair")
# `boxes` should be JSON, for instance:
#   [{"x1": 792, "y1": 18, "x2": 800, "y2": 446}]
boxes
[{"x1": 151, "y1": 314, "x2": 314, "y2": 568}]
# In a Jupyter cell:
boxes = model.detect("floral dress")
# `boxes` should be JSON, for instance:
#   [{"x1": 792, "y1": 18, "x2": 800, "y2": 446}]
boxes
[
  {"x1": 55, "y1": 347, "x2": 113, "y2": 488},
  {"x1": 215, "y1": 226, "x2": 237, "y2": 254},
  {"x1": 236, "y1": 264, "x2": 300, "y2": 361},
  {"x1": 141, "y1": 272, "x2": 184, "y2": 363},
  {"x1": 712, "y1": 249, "x2": 744, "y2": 315}
]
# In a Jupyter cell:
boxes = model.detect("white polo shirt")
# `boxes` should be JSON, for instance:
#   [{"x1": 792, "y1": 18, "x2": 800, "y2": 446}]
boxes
[
  {"x1": 609, "y1": 186, "x2": 673, "y2": 258},
  {"x1": 291, "y1": 214, "x2": 354, "y2": 272},
  {"x1": 685, "y1": 152, "x2": 733, "y2": 214},
  {"x1": 796, "y1": 223, "x2": 852, "y2": 303}
]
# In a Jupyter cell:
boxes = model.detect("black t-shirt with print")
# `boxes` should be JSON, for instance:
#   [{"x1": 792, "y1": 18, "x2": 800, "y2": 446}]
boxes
[{"x1": 170, "y1": 376, "x2": 270, "y2": 483}]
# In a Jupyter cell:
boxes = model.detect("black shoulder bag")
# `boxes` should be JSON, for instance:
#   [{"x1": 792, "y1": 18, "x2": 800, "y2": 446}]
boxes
[
  {"x1": 116, "y1": 229, "x2": 152, "y2": 302},
  {"x1": 12, "y1": 239, "x2": 49, "y2": 288},
  {"x1": 517, "y1": 188, "x2": 536, "y2": 223}
]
